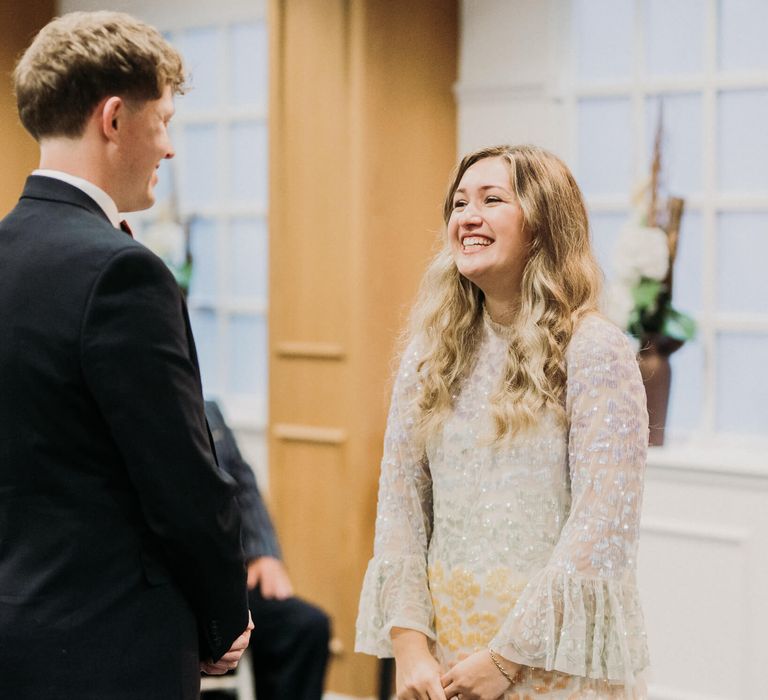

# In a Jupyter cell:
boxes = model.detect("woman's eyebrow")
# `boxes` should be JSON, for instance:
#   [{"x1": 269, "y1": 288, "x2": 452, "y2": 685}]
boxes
[{"x1": 455, "y1": 184, "x2": 510, "y2": 195}]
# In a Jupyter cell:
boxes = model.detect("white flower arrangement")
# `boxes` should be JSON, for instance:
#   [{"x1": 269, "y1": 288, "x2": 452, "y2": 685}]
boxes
[
  {"x1": 614, "y1": 219, "x2": 669, "y2": 284},
  {"x1": 604, "y1": 201, "x2": 695, "y2": 344}
]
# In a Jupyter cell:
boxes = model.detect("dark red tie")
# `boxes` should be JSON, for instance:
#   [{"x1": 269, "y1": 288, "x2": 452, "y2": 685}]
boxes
[{"x1": 119, "y1": 220, "x2": 133, "y2": 238}]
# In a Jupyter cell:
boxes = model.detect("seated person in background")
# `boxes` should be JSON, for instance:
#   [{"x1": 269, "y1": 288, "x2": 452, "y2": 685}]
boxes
[{"x1": 204, "y1": 400, "x2": 331, "y2": 700}]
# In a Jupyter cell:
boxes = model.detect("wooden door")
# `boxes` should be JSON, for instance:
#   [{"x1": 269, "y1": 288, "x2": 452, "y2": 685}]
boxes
[
  {"x1": 269, "y1": 0, "x2": 458, "y2": 694},
  {"x1": 0, "y1": 0, "x2": 55, "y2": 216}
]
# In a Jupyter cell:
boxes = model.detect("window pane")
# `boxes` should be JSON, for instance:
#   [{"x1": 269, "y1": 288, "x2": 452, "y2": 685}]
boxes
[
  {"x1": 667, "y1": 339, "x2": 705, "y2": 433},
  {"x1": 573, "y1": 0, "x2": 634, "y2": 82},
  {"x1": 229, "y1": 121, "x2": 268, "y2": 207},
  {"x1": 189, "y1": 309, "x2": 220, "y2": 395},
  {"x1": 182, "y1": 124, "x2": 219, "y2": 208},
  {"x1": 717, "y1": 212, "x2": 768, "y2": 313},
  {"x1": 672, "y1": 210, "x2": 703, "y2": 315},
  {"x1": 228, "y1": 315, "x2": 267, "y2": 395},
  {"x1": 646, "y1": 94, "x2": 703, "y2": 195},
  {"x1": 645, "y1": 0, "x2": 705, "y2": 76},
  {"x1": 719, "y1": 0, "x2": 768, "y2": 71},
  {"x1": 177, "y1": 26, "x2": 221, "y2": 111},
  {"x1": 153, "y1": 158, "x2": 175, "y2": 207},
  {"x1": 230, "y1": 218, "x2": 268, "y2": 301},
  {"x1": 230, "y1": 21, "x2": 268, "y2": 110},
  {"x1": 716, "y1": 333, "x2": 768, "y2": 435},
  {"x1": 717, "y1": 89, "x2": 768, "y2": 193},
  {"x1": 589, "y1": 211, "x2": 627, "y2": 281},
  {"x1": 189, "y1": 218, "x2": 218, "y2": 300},
  {"x1": 577, "y1": 98, "x2": 633, "y2": 196}
]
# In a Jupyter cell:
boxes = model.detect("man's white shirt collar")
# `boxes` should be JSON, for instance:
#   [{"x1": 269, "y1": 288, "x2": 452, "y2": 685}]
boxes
[{"x1": 33, "y1": 169, "x2": 121, "y2": 229}]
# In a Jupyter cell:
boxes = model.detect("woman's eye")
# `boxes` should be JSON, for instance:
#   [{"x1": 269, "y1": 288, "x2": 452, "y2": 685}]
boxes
[
  {"x1": 485, "y1": 195, "x2": 501, "y2": 203},
  {"x1": 452, "y1": 200, "x2": 467, "y2": 209}
]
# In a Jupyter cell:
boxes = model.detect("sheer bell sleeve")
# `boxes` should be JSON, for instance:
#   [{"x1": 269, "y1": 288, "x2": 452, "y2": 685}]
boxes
[
  {"x1": 355, "y1": 343, "x2": 434, "y2": 657},
  {"x1": 490, "y1": 317, "x2": 650, "y2": 687}
]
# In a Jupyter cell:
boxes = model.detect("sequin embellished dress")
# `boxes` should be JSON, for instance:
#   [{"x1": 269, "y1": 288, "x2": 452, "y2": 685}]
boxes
[{"x1": 356, "y1": 314, "x2": 650, "y2": 698}]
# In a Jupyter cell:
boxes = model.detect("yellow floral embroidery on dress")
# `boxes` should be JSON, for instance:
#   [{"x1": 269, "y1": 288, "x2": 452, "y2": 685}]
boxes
[
  {"x1": 466, "y1": 611, "x2": 500, "y2": 645},
  {"x1": 485, "y1": 567, "x2": 527, "y2": 604},
  {"x1": 485, "y1": 567, "x2": 512, "y2": 600},
  {"x1": 446, "y1": 567, "x2": 480, "y2": 611},
  {"x1": 467, "y1": 595, "x2": 516, "y2": 650},
  {"x1": 429, "y1": 564, "x2": 521, "y2": 654},
  {"x1": 433, "y1": 603, "x2": 462, "y2": 651},
  {"x1": 428, "y1": 562, "x2": 445, "y2": 586}
]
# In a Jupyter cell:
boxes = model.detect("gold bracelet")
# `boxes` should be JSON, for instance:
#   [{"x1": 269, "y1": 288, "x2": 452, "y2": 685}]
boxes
[{"x1": 488, "y1": 649, "x2": 517, "y2": 686}]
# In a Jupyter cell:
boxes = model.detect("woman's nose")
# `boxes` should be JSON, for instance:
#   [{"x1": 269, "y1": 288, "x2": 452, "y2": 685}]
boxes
[{"x1": 459, "y1": 204, "x2": 481, "y2": 226}]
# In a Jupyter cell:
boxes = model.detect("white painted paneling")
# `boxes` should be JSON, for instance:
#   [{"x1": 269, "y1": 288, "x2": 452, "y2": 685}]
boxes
[
  {"x1": 457, "y1": 91, "x2": 565, "y2": 155},
  {"x1": 460, "y1": 0, "x2": 552, "y2": 87},
  {"x1": 456, "y1": 0, "x2": 568, "y2": 155},
  {"x1": 639, "y1": 520, "x2": 749, "y2": 697},
  {"x1": 640, "y1": 448, "x2": 768, "y2": 699}
]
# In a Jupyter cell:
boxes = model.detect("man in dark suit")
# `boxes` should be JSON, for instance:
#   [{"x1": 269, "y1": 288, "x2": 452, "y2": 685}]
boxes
[
  {"x1": 204, "y1": 402, "x2": 330, "y2": 700},
  {"x1": 0, "y1": 12, "x2": 251, "y2": 699}
]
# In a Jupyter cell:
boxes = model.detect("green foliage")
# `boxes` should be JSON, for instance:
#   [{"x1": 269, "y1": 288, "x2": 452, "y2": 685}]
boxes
[
  {"x1": 627, "y1": 275, "x2": 697, "y2": 343},
  {"x1": 632, "y1": 278, "x2": 662, "y2": 313},
  {"x1": 662, "y1": 307, "x2": 697, "y2": 342},
  {"x1": 171, "y1": 259, "x2": 193, "y2": 296}
]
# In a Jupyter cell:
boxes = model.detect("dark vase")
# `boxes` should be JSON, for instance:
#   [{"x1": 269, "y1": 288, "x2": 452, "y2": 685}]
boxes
[{"x1": 637, "y1": 333, "x2": 684, "y2": 447}]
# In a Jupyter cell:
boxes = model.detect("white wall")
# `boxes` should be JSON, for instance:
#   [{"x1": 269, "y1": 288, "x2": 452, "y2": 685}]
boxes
[
  {"x1": 457, "y1": 0, "x2": 569, "y2": 156},
  {"x1": 641, "y1": 447, "x2": 768, "y2": 700}
]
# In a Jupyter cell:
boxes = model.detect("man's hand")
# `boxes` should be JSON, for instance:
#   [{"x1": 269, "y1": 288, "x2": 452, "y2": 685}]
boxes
[
  {"x1": 440, "y1": 649, "x2": 519, "y2": 700},
  {"x1": 247, "y1": 556, "x2": 294, "y2": 599},
  {"x1": 200, "y1": 611, "x2": 255, "y2": 675}
]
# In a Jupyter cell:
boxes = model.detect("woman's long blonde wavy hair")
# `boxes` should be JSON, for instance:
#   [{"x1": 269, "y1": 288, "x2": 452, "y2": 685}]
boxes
[{"x1": 408, "y1": 145, "x2": 602, "y2": 443}]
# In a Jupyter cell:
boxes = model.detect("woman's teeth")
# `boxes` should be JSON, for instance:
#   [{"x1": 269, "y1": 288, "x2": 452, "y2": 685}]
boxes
[{"x1": 463, "y1": 236, "x2": 492, "y2": 247}]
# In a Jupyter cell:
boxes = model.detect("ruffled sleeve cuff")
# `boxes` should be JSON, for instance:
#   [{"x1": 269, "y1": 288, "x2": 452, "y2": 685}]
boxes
[
  {"x1": 490, "y1": 569, "x2": 649, "y2": 686},
  {"x1": 355, "y1": 554, "x2": 435, "y2": 658}
]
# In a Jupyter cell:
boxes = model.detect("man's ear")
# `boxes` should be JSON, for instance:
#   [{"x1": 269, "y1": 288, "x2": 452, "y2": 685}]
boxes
[{"x1": 100, "y1": 96, "x2": 124, "y2": 142}]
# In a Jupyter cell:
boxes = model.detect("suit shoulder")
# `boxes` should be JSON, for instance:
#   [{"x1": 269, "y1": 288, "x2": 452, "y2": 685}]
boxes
[
  {"x1": 88, "y1": 243, "x2": 178, "y2": 300},
  {"x1": 62, "y1": 213, "x2": 144, "y2": 259},
  {"x1": 3, "y1": 196, "x2": 147, "y2": 271}
]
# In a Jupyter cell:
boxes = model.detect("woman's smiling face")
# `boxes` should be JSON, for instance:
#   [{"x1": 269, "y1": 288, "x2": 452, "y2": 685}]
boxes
[{"x1": 447, "y1": 156, "x2": 531, "y2": 298}]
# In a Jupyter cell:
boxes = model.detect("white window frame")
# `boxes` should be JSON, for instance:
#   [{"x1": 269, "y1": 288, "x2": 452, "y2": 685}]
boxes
[
  {"x1": 562, "y1": 0, "x2": 768, "y2": 447},
  {"x1": 167, "y1": 18, "x2": 269, "y2": 431}
]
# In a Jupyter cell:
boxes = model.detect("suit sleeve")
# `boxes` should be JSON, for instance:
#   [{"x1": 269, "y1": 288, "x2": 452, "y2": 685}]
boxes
[
  {"x1": 80, "y1": 246, "x2": 249, "y2": 662},
  {"x1": 205, "y1": 401, "x2": 282, "y2": 560}
]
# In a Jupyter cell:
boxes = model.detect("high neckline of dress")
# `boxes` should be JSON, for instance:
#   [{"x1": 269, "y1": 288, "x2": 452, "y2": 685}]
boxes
[{"x1": 482, "y1": 306, "x2": 516, "y2": 340}]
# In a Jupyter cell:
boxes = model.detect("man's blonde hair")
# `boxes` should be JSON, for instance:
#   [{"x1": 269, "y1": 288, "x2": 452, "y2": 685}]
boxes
[{"x1": 14, "y1": 11, "x2": 186, "y2": 141}]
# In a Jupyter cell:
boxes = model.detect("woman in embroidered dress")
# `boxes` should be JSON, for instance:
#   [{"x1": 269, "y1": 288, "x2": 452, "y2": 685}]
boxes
[{"x1": 355, "y1": 145, "x2": 650, "y2": 699}]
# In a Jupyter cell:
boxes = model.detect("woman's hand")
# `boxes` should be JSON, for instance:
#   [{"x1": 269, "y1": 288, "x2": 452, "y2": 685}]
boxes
[
  {"x1": 391, "y1": 628, "x2": 447, "y2": 700},
  {"x1": 440, "y1": 649, "x2": 519, "y2": 700}
]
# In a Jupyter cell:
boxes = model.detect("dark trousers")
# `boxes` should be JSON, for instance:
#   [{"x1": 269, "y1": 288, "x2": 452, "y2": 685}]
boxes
[{"x1": 248, "y1": 589, "x2": 330, "y2": 700}]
